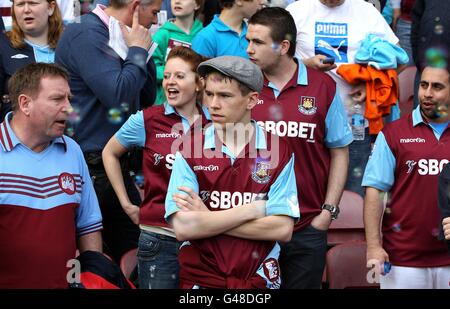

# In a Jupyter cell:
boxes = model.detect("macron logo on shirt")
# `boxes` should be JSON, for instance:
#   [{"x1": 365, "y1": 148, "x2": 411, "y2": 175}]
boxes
[
  {"x1": 193, "y1": 165, "x2": 219, "y2": 172},
  {"x1": 155, "y1": 132, "x2": 181, "y2": 139},
  {"x1": 400, "y1": 138, "x2": 426, "y2": 144}
]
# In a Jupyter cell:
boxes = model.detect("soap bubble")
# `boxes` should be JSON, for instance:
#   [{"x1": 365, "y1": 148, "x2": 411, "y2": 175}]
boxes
[
  {"x1": 108, "y1": 108, "x2": 123, "y2": 124},
  {"x1": 434, "y1": 24, "x2": 444, "y2": 35},
  {"x1": 425, "y1": 48, "x2": 447, "y2": 69},
  {"x1": 392, "y1": 223, "x2": 401, "y2": 232},
  {"x1": 68, "y1": 106, "x2": 81, "y2": 124}
]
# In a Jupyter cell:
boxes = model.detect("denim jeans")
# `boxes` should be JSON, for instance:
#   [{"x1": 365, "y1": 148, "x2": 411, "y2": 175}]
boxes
[
  {"x1": 345, "y1": 128, "x2": 372, "y2": 197},
  {"x1": 137, "y1": 230, "x2": 180, "y2": 289},
  {"x1": 279, "y1": 225, "x2": 328, "y2": 289},
  {"x1": 396, "y1": 18, "x2": 414, "y2": 66}
]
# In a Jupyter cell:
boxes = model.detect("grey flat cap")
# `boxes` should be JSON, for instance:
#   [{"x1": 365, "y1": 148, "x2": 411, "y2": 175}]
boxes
[{"x1": 197, "y1": 56, "x2": 264, "y2": 93}]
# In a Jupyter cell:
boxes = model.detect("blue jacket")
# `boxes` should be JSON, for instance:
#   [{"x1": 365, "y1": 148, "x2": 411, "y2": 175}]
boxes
[
  {"x1": 0, "y1": 33, "x2": 35, "y2": 120},
  {"x1": 55, "y1": 12, "x2": 157, "y2": 152}
]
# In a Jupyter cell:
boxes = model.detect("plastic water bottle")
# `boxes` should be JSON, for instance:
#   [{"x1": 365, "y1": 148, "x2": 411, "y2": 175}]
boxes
[{"x1": 351, "y1": 103, "x2": 365, "y2": 141}]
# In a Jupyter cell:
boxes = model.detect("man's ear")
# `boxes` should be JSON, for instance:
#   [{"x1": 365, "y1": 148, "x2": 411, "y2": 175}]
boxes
[
  {"x1": 17, "y1": 94, "x2": 32, "y2": 116},
  {"x1": 246, "y1": 92, "x2": 259, "y2": 110},
  {"x1": 279, "y1": 40, "x2": 291, "y2": 56}
]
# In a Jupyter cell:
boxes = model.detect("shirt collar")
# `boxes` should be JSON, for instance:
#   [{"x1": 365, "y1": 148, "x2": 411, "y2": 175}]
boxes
[
  {"x1": 212, "y1": 14, "x2": 247, "y2": 34},
  {"x1": 164, "y1": 102, "x2": 211, "y2": 120},
  {"x1": 412, "y1": 104, "x2": 431, "y2": 127},
  {"x1": 266, "y1": 57, "x2": 308, "y2": 90},
  {"x1": 92, "y1": 4, "x2": 109, "y2": 27},
  {"x1": 204, "y1": 120, "x2": 267, "y2": 150},
  {"x1": 0, "y1": 112, "x2": 67, "y2": 152}
]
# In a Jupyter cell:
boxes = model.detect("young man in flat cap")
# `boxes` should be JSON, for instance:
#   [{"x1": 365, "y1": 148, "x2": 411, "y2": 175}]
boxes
[{"x1": 164, "y1": 56, "x2": 299, "y2": 289}]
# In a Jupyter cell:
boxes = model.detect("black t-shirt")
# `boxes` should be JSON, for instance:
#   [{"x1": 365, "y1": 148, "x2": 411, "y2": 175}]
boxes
[{"x1": 438, "y1": 163, "x2": 450, "y2": 254}]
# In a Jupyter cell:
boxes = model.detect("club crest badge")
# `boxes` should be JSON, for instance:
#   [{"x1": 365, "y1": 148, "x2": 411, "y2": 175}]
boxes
[
  {"x1": 251, "y1": 159, "x2": 271, "y2": 184},
  {"x1": 58, "y1": 173, "x2": 76, "y2": 195},
  {"x1": 298, "y1": 96, "x2": 317, "y2": 115},
  {"x1": 263, "y1": 258, "x2": 280, "y2": 283}
]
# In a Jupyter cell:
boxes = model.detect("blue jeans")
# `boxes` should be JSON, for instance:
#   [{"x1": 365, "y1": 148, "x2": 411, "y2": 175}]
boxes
[
  {"x1": 137, "y1": 230, "x2": 180, "y2": 289},
  {"x1": 396, "y1": 18, "x2": 414, "y2": 66},
  {"x1": 345, "y1": 128, "x2": 372, "y2": 197}
]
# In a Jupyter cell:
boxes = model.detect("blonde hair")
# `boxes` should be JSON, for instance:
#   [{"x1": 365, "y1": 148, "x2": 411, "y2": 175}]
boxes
[{"x1": 7, "y1": 0, "x2": 63, "y2": 49}]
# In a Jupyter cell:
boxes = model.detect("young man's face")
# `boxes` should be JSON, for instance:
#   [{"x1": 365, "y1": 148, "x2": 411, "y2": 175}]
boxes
[
  {"x1": 240, "y1": 0, "x2": 264, "y2": 19},
  {"x1": 418, "y1": 67, "x2": 450, "y2": 123},
  {"x1": 246, "y1": 23, "x2": 281, "y2": 73},
  {"x1": 139, "y1": 0, "x2": 162, "y2": 28},
  {"x1": 26, "y1": 76, "x2": 72, "y2": 142},
  {"x1": 203, "y1": 73, "x2": 256, "y2": 128}
]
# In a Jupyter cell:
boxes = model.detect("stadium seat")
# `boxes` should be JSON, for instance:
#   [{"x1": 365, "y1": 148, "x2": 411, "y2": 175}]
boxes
[
  {"x1": 328, "y1": 190, "x2": 365, "y2": 245},
  {"x1": 120, "y1": 248, "x2": 138, "y2": 279},
  {"x1": 397, "y1": 65, "x2": 417, "y2": 117},
  {"x1": 326, "y1": 241, "x2": 380, "y2": 289}
]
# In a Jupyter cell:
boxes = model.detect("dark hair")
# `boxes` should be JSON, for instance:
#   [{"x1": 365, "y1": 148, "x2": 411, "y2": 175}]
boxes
[
  {"x1": 248, "y1": 7, "x2": 297, "y2": 57},
  {"x1": 194, "y1": 0, "x2": 205, "y2": 18},
  {"x1": 8, "y1": 63, "x2": 69, "y2": 111},
  {"x1": 219, "y1": 0, "x2": 255, "y2": 9}
]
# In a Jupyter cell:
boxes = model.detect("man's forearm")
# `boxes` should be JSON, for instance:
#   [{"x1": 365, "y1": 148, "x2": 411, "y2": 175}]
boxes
[
  {"x1": 324, "y1": 147, "x2": 349, "y2": 206},
  {"x1": 172, "y1": 203, "x2": 264, "y2": 241},
  {"x1": 225, "y1": 215, "x2": 294, "y2": 242},
  {"x1": 364, "y1": 187, "x2": 384, "y2": 248},
  {"x1": 78, "y1": 231, "x2": 103, "y2": 253}
]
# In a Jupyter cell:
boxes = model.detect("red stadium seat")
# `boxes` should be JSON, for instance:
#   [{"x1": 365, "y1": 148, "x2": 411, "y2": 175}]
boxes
[
  {"x1": 120, "y1": 248, "x2": 138, "y2": 279},
  {"x1": 327, "y1": 190, "x2": 365, "y2": 245},
  {"x1": 326, "y1": 241, "x2": 379, "y2": 289},
  {"x1": 398, "y1": 66, "x2": 417, "y2": 117}
]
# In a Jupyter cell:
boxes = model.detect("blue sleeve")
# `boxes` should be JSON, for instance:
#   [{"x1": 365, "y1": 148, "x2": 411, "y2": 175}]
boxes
[
  {"x1": 362, "y1": 132, "x2": 396, "y2": 192},
  {"x1": 325, "y1": 89, "x2": 354, "y2": 148},
  {"x1": 115, "y1": 111, "x2": 146, "y2": 148},
  {"x1": 75, "y1": 148, "x2": 103, "y2": 237},
  {"x1": 164, "y1": 152, "x2": 199, "y2": 221},
  {"x1": 266, "y1": 155, "x2": 300, "y2": 221},
  {"x1": 191, "y1": 30, "x2": 215, "y2": 58}
]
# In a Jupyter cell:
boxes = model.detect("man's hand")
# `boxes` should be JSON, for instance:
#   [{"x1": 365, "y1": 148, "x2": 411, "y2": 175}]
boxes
[
  {"x1": 123, "y1": 203, "x2": 140, "y2": 225},
  {"x1": 443, "y1": 217, "x2": 450, "y2": 240},
  {"x1": 173, "y1": 186, "x2": 209, "y2": 212},
  {"x1": 349, "y1": 83, "x2": 367, "y2": 103},
  {"x1": 366, "y1": 244, "x2": 390, "y2": 275},
  {"x1": 310, "y1": 209, "x2": 332, "y2": 231},
  {"x1": 120, "y1": 5, "x2": 152, "y2": 50},
  {"x1": 303, "y1": 55, "x2": 337, "y2": 72}
]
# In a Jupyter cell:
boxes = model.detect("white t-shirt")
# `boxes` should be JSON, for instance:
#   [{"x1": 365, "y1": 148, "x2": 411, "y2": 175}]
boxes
[
  {"x1": 56, "y1": 0, "x2": 75, "y2": 24},
  {"x1": 286, "y1": 0, "x2": 399, "y2": 116}
]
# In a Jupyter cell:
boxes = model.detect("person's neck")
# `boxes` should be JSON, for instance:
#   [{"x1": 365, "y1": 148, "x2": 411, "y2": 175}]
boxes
[
  {"x1": 175, "y1": 101, "x2": 200, "y2": 126},
  {"x1": 24, "y1": 30, "x2": 49, "y2": 47},
  {"x1": 216, "y1": 119, "x2": 254, "y2": 157},
  {"x1": 219, "y1": 9, "x2": 244, "y2": 34},
  {"x1": 173, "y1": 15, "x2": 195, "y2": 34},
  {"x1": 263, "y1": 57, "x2": 298, "y2": 91},
  {"x1": 9, "y1": 114, "x2": 50, "y2": 153},
  {"x1": 105, "y1": 6, "x2": 130, "y2": 26}
]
